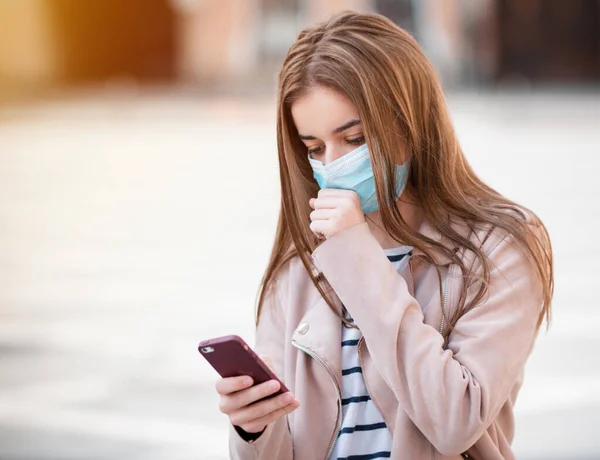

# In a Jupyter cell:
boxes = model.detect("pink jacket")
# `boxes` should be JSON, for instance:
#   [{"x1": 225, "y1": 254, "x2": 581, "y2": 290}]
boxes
[{"x1": 229, "y1": 220, "x2": 543, "y2": 459}]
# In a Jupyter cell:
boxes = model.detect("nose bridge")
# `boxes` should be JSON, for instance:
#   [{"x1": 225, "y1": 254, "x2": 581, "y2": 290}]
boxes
[{"x1": 323, "y1": 142, "x2": 341, "y2": 166}]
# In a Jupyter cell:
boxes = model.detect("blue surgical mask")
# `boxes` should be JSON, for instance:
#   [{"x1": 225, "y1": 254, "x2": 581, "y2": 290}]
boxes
[{"x1": 308, "y1": 143, "x2": 409, "y2": 214}]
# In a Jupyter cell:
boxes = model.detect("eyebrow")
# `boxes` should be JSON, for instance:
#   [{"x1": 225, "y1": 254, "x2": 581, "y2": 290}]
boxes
[{"x1": 298, "y1": 119, "x2": 362, "y2": 141}]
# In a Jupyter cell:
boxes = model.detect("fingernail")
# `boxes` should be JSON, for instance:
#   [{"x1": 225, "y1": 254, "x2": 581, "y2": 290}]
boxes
[
  {"x1": 283, "y1": 393, "x2": 294, "y2": 403},
  {"x1": 243, "y1": 377, "x2": 253, "y2": 386},
  {"x1": 269, "y1": 381, "x2": 279, "y2": 391}
]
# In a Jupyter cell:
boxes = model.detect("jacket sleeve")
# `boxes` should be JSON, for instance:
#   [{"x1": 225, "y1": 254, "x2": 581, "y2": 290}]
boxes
[
  {"x1": 311, "y1": 222, "x2": 543, "y2": 456},
  {"x1": 229, "y1": 272, "x2": 294, "y2": 460}
]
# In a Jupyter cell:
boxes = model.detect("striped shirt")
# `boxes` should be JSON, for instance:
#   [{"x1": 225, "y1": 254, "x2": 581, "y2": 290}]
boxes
[{"x1": 328, "y1": 246, "x2": 413, "y2": 460}]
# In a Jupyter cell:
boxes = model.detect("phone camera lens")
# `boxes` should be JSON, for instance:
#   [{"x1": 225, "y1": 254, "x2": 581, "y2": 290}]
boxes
[{"x1": 201, "y1": 347, "x2": 214, "y2": 354}]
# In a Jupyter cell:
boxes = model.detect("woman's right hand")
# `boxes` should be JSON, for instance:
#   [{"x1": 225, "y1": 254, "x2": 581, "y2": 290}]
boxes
[{"x1": 216, "y1": 362, "x2": 300, "y2": 434}]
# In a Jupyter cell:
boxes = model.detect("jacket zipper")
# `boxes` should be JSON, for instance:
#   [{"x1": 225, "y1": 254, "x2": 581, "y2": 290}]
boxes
[
  {"x1": 439, "y1": 267, "x2": 450, "y2": 335},
  {"x1": 289, "y1": 268, "x2": 453, "y2": 459},
  {"x1": 291, "y1": 340, "x2": 342, "y2": 459},
  {"x1": 431, "y1": 268, "x2": 451, "y2": 460}
]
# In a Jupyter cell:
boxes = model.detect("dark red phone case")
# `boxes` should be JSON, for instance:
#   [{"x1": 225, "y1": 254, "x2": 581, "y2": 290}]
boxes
[{"x1": 198, "y1": 334, "x2": 289, "y2": 396}]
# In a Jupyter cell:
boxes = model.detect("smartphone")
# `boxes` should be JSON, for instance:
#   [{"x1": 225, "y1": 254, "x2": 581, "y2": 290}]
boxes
[{"x1": 198, "y1": 334, "x2": 289, "y2": 397}]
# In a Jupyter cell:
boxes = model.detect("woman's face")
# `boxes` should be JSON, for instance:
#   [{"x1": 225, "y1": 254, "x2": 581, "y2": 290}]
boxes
[{"x1": 291, "y1": 85, "x2": 366, "y2": 165}]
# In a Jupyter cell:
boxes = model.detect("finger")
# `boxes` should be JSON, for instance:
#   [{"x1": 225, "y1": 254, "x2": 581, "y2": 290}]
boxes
[
  {"x1": 318, "y1": 188, "x2": 355, "y2": 198},
  {"x1": 318, "y1": 188, "x2": 361, "y2": 206},
  {"x1": 309, "y1": 220, "x2": 329, "y2": 238},
  {"x1": 231, "y1": 392, "x2": 297, "y2": 427},
  {"x1": 309, "y1": 198, "x2": 315, "y2": 209},
  {"x1": 240, "y1": 398, "x2": 301, "y2": 434},
  {"x1": 311, "y1": 198, "x2": 340, "y2": 210},
  {"x1": 215, "y1": 376, "x2": 253, "y2": 396},
  {"x1": 221, "y1": 379, "x2": 281, "y2": 414},
  {"x1": 310, "y1": 209, "x2": 332, "y2": 221}
]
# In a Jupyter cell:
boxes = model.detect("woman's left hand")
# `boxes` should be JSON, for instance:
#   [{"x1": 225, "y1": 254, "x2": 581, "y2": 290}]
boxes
[{"x1": 309, "y1": 189, "x2": 365, "y2": 240}]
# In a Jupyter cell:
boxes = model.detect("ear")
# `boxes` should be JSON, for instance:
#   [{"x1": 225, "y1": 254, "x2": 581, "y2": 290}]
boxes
[{"x1": 397, "y1": 142, "x2": 411, "y2": 165}]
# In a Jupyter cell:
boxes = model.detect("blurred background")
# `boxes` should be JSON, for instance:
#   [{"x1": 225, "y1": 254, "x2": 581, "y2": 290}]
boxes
[{"x1": 0, "y1": 0, "x2": 599, "y2": 459}]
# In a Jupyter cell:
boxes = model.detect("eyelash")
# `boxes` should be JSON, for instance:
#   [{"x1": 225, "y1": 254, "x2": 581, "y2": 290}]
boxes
[{"x1": 308, "y1": 136, "x2": 365, "y2": 155}]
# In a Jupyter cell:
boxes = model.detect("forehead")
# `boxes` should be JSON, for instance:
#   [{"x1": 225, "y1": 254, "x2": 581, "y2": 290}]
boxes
[{"x1": 291, "y1": 85, "x2": 360, "y2": 136}]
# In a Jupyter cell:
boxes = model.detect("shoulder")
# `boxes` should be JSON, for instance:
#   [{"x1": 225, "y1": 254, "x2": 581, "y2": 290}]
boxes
[
  {"x1": 453, "y1": 206, "x2": 544, "y2": 272},
  {"x1": 448, "y1": 208, "x2": 548, "y2": 329}
]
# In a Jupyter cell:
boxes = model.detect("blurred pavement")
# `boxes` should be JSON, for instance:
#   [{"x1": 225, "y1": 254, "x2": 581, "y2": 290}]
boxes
[{"x1": 0, "y1": 88, "x2": 598, "y2": 459}]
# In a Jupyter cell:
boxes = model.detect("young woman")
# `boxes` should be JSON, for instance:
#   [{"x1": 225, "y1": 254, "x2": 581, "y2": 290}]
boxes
[{"x1": 215, "y1": 11, "x2": 553, "y2": 460}]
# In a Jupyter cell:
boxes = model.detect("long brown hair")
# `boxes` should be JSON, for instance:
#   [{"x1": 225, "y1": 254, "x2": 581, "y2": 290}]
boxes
[{"x1": 257, "y1": 11, "x2": 553, "y2": 336}]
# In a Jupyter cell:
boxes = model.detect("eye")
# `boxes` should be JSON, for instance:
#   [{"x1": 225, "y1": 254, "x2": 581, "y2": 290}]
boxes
[
  {"x1": 307, "y1": 145, "x2": 324, "y2": 156},
  {"x1": 346, "y1": 136, "x2": 365, "y2": 145}
]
